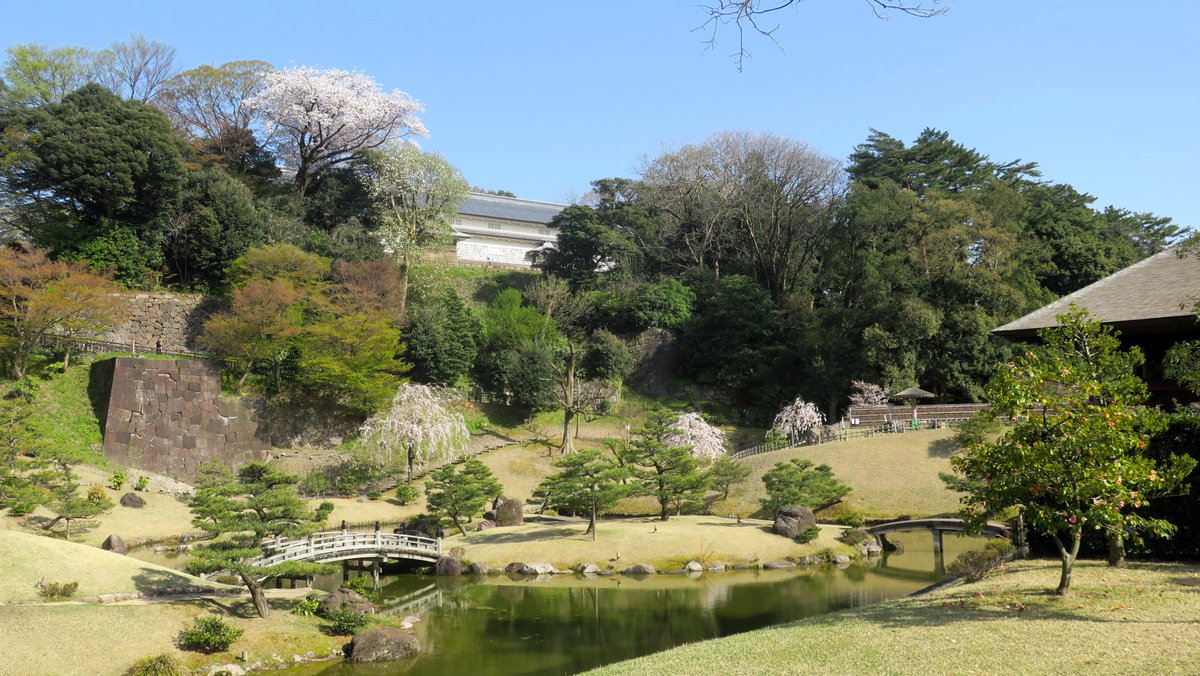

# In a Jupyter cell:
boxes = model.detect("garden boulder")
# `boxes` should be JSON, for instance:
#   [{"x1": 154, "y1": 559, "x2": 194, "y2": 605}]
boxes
[
  {"x1": 345, "y1": 627, "x2": 421, "y2": 663},
  {"x1": 101, "y1": 534, "x2": 127, "y2": 555},
  {"x1": 435, "y1": 556, "x2": 463, "y2": 576},
  {"x1": 317, "y1": 588, "x2": 378, "y2": 615},
  {"x1": 120, "y1": 493, "x2": 146, "y2": 508},
  {"x1": 493, "y1": 495, "x2": 524, "y2": 527},
  {"x1": 772, "y1": 505, "x2": 815, "y2": 539}
]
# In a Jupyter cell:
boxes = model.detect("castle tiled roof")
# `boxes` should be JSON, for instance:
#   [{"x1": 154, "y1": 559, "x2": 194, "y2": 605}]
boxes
[
  {"x1": 458, "y1": 193, "x2": 565, "y2": 225},
  {"x1": 992, "y1": 247, "x2": 1200, "y2": 339}
]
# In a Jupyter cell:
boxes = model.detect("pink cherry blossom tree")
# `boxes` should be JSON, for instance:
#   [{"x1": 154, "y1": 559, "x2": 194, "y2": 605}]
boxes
[
  {"x1": 247, "y1": 66, "x2": 427, "y2": 195},
  {"x1": 773, "y1": 396, "x2": 825, "y2": 443},
  {"x1": 358, "y1": 383, "x2": 469, "y2": 482},
  {"x1": 848, "y1": 380, "x2": 889, "y2": 408},
  {"x1": 665, "y1": 412, "x2": 728, "y2": 460}
]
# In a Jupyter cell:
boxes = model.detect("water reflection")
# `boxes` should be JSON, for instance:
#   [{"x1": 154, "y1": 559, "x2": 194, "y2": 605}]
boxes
[{"x1": 131, "y1": 532, "x2": 992, "y2": 676}]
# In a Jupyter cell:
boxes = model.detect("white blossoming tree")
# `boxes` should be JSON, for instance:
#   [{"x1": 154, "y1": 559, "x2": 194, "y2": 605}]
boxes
[
  {"x1": 773, "y1": 396, "x2": 825, "y2": 444},
  {"x1": 848, "y1": 380, "x2": 889, "y2": 408},
  {"x1": 247, "y1": 66, "x2": 427, "y2": 195},
  {"x1": 368, "y1": 145, "x2": 469, "y2": 318},
  {"x1": 358, "y1": 383, "x2": 470, "y2": 482},
  {"x1": 665, "y1": 412, "x2": 728, "y2": 460}
]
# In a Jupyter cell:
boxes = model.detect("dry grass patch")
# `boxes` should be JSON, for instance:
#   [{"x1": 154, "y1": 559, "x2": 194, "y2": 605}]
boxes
[
  {"x1": 0, "y1": 530, "x2": 226, "y2": 602},
  {"x1": 588, "y1": 559, "x2": 1200, "y2": 675},
  {"x1": 456, "y1": 515, "x2": 851, "y2": 569}
]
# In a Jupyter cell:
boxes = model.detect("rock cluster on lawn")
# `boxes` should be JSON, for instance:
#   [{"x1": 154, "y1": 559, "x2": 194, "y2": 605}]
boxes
[
  {"x1": 772, "y1": 505, "x2": 816, "y2": 538},
  {"x1": 317, "y1": 588, "x2": 378, "y2": 615},
  {"x1": 345, "y1": 627, "x2": 421, "y2": 663}
]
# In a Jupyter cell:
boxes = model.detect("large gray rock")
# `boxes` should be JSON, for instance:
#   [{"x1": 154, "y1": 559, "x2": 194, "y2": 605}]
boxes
[
  {"x1": 435, "y1": 556, "x2": 463, "y2": 576},
  {"x1": 119, "y1": 493, "x2": 146, "y2": 508},
  {"x1": 345, "y1": 627, "x2": 421, "y2": 663},
  {"x1": 684, "y1": 560, "x2": 704, "y2": 573},
  {"x1": 472, "y1": 519, "x2": 497, "y2": 532},
  {"x1": 762, "y1": 560, "x2": 797, "y2": 570},
  {"x1": 317, "y1": 588, "x2": 378, "y2": 615},
  {"x1": 519, "y1": 562, "x2": 558, "y2": 575},
  {"x1": 101, "y1": 534, "x2": 127, "y2": 555},
  {"x1": 772, "y1": 505, "x2": 816, "y2": 539},
  {"x1": 504, "y1": 562, "x2": 526, "y2": 574},
  {"x1": 466, "y1": 562, "x2": 489, "y2": 576},
  {"x1": 493, "y1": 495, "x2": 524, "y2": 527},
  {"x1": 622, "y1": 563, "x2": 656, "y2": 576},
  {"x1": 578, "y1": 563, "x2": 601, "y2": 575}
]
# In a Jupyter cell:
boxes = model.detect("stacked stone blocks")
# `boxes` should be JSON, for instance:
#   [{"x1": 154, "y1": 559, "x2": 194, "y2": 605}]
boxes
[{"x1": 102, "y1": 357, "x2": 269, "y2": 482}]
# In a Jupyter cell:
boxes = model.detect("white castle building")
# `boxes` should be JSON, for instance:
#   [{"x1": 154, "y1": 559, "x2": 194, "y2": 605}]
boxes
[{"x1": 451, "y1": 192, "x2": 565, "y2": 267}]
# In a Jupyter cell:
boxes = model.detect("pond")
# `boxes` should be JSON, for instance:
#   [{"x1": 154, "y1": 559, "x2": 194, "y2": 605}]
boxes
[{"x1": 134, "y1": 530, "x2": 987, "y2": 675}]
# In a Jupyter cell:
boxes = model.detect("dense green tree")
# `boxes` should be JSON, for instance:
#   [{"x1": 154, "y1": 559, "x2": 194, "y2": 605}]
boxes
[
  {"x1": 1, "y1": 43, "x2": 97, "y2": 107},
  {"x1": 536, "y1": 449, "x2": 628, "y2": 540},
  {"x1": 474, "y1": 288, "x2": 558, "y2": 401},
  {"x1": 187, "y1": 461, "x2": 335, "y2": 618},
  {"x1": 950, "y1": 308, "x2": 1194, "y2": 595},
  {"x1": 295, "y1": 311, "x2": 406, "y2": 414},
  {"x1": 538, "y1": 200, "x2": 639, "y2": 288},
  {"x1": 165, "y1": 167, "x2": 265, "y2": 291},
  {"x1": 1, "y1": 84, "x2": 182, "y2": 286},
  {"x1": 760, "y1": 458, "x2": 850, "y2": 515},
  {"x1": 405, "y1": 289, "x2": 480, "y2": 385},
  {"x1": 425, "y1": 458, "x2": 503, "y2": 536}
]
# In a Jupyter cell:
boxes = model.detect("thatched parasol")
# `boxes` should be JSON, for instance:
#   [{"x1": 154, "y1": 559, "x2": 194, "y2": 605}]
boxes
[{"x1": 892, "y1": 386, "x2": 936, "y2": 421}]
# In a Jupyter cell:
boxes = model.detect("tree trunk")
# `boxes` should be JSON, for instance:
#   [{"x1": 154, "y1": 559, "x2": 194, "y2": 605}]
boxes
[
  {"x1": 560, "y1": 409, "x2": 575, "y2": 455},
  {"x1": 659, "y1": 498, "x2": 669, "y2": 522},
  {"x1": 240, "y1": 570, "x2": 270, "y2": 618},
  {"x1": 62, "y1": 345, "x2": 72, "y2": 372},
  {"x1": 452, "y1": 516, "x2": 466, "y2": 537},
  {"x1": 396, "y1": 261, "x2": 410, "y2": 321},
  {"x1": 587, "y1": 498, "x2": 597, "y2": 541},
  {"x1": 237, "y1": 366, "x2": 251, "y2": 391},
  {"x1": 1052, "y1": 528, "x2": 1082, "y2": 596},
  {"x1": 1106, "y1": 531, "x2": 1126, "y2": 567}
]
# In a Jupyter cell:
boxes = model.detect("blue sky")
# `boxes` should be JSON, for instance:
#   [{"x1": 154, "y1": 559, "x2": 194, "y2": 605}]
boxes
[{"x1": 4, "y1": 1, "x2": 1197, "y2": 228}]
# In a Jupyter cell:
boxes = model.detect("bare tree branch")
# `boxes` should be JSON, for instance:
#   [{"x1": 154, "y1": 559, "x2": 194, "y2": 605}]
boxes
[{"x1": 696, "y1": 0, "x2": 949, "y2": 71}]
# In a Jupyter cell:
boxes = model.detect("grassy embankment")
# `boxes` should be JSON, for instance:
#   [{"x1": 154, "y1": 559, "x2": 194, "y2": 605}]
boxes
[
  {"x1": 587, "y1": 559, "x2": 1200, "y2": 676},
  {"x1": 0, "y1": 530, "x2": 352, "y2": 676}
]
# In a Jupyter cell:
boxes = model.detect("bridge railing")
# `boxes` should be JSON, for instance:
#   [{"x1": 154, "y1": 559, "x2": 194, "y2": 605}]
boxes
[{"x1": 252, "y1": 531, "x2": 441, "y2": 567}]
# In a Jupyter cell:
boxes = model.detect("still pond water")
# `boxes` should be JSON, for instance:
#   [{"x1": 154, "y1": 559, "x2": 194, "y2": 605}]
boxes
[{"x1": 136, "y1": 531, "x2": 985, "y2": 676}]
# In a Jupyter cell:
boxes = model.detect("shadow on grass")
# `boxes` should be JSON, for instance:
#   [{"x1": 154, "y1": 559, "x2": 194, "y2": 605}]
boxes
[
  {"x1": 467, "y1": 527, "x2": 582, "y2": 545},
  {"x1": 927, "y1": 438, "x2": 959, "y2": 458}
]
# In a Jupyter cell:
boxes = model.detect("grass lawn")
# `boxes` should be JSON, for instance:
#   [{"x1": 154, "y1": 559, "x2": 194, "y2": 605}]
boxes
[
  {"x1": 455, "y1": 514, "x2": 852, "y2": 570},
  {"x1": 0, "y1": 530, "x2": 227, "y2": 602},
  {"x1": 587, "y1": 559, "x2": 1200, "y2": 675},
  {"x1": 718, "y1": 428, "x2": 963, "y2": 519}
]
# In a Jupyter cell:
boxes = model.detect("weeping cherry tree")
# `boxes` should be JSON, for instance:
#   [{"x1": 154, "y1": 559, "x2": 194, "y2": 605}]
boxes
[
  {"x1": 666, "y1": 412, "x2": 728, "y2": 460},
  {"x1": 358, "y1": 383, "x2": 470, "y2": 482},
  {"x1": 773, "y1": 396, "x2": 825, "y2": 444}
]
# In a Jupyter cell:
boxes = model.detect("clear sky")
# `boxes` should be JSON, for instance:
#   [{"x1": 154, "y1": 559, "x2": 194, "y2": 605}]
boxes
[{"x1": 3, "y1": 1, "x2": 1197, "y2": 228}]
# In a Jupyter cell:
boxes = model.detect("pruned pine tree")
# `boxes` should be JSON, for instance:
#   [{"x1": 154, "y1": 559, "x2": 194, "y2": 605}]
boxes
[{"x1": 187, "y1": 462, "x2": 334, "y2": 618}]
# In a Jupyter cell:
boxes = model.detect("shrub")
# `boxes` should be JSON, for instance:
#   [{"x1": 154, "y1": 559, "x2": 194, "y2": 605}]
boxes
[
  {"x1": 947, "y1": 540, "x2": 1016, "y2": 582},
  {"x1": 301, "y1": 470, "x2": 331, "y2": 497},
  {"x1": 178, "y1": 616, "x2": 244, "y2": 653},
  {"x1": 837, "y1": 527, "x2": 873, "y2": 547},
  {"x1": 291, "y1": 597, "x2": 320, "y2": 616},
  {"x1": 395, "y1": 483, "x2": 420, "y2": 505},
  {"x1": 86, "y1": 485, "x2": 109, "y2": 504},
  {"x1": 795, "y1": 525, "x2": 821, "y2": 544},
  {"x1": 366, "y1": 489, "x2": 382, "y2": 501},
  {"x1": 39, "y1": 581, "x2": 79, "y2": 600},
  {"x1": 324, "y1": 609, "x2": 369, "y2": 636},
  {"x1": 109, "y1": 470, "x2": 127, "y2": 491},
  {"x1": 134, "y1": 475, "x2": 150, "y2": 492},
  {"x1": 124, "y1": 653, "x2": 182, "y2": 676},
  {"x1": 834, "y1": 511, "x2": 865, "y2": 527}
]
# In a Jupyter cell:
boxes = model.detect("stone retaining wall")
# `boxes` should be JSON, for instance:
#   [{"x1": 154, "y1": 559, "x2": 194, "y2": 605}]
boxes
[
  {"x1": 101, "y1": 357, "x2": 269, "y2": 482},
  {"x1": 84, "y1": 293, "x2": 222, "y2": 353}
]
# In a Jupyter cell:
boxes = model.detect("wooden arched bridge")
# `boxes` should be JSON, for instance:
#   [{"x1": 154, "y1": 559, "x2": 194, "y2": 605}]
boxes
[{"x1": 252, "y1": 531, "x2": 441, "y2": 568}]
